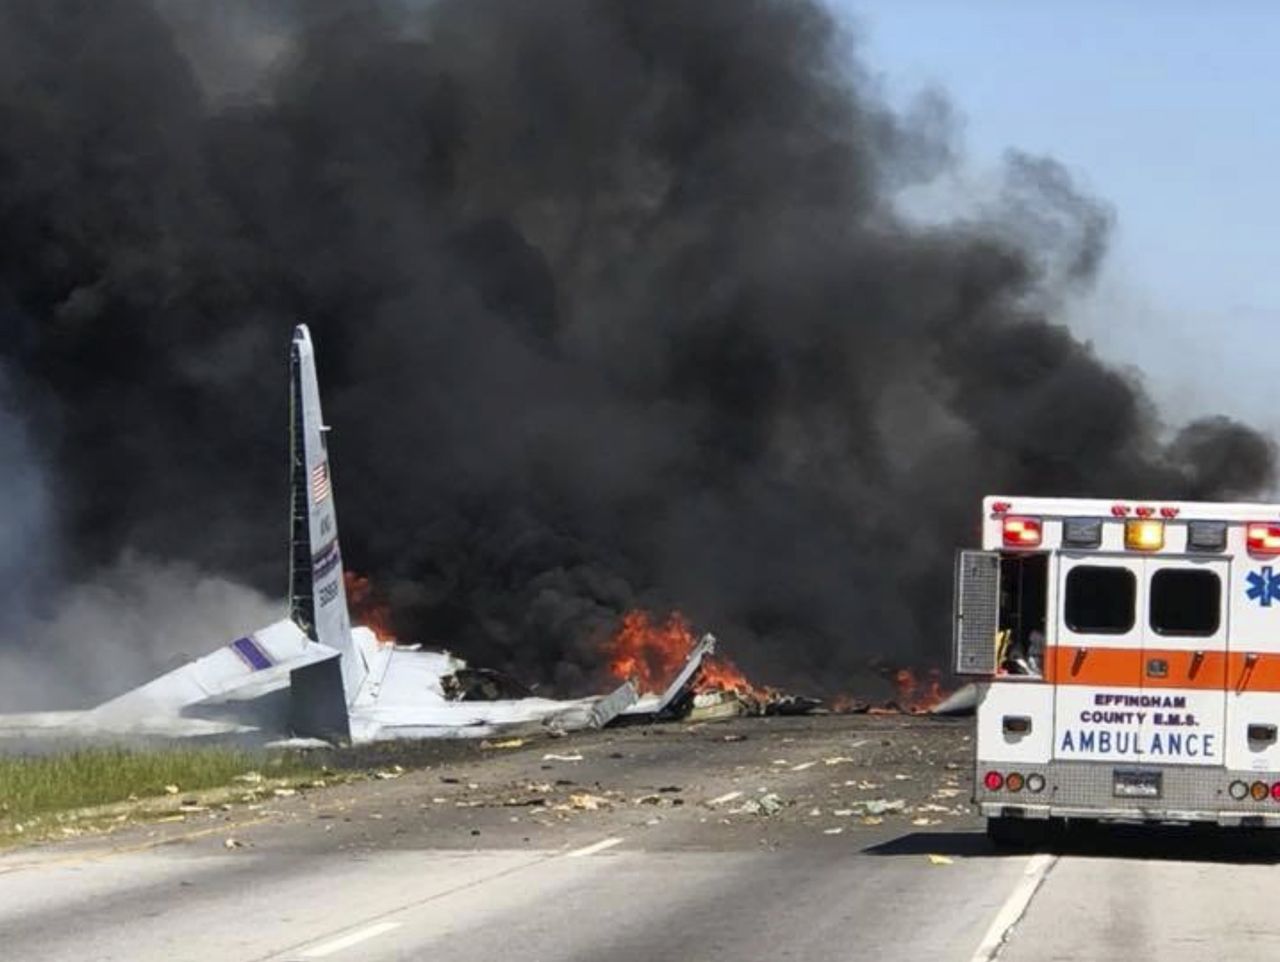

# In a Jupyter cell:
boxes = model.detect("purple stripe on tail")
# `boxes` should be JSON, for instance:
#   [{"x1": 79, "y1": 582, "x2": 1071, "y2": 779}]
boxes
[{"x1": 231, "y1": 636, "x2": 273, "y2": 672}]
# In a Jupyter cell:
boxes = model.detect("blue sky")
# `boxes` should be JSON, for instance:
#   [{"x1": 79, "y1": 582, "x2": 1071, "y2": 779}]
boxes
[{"x1": 835, "y1": 1, "x2": 1280, "y2": 434}]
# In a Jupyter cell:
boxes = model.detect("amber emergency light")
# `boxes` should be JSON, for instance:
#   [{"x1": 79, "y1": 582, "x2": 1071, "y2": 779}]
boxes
[{"x1": 1125, "y1": 519, "x2": 1164, "y2": 551}]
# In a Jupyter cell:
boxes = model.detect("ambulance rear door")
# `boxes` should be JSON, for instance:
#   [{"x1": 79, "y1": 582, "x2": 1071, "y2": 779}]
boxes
[
  {"x1": 1052, "y1": 553, "x2": 1146, "y2": 762},
  {"x1": 1139, "y1": 556, "x2": 1229, "y2": 768}
]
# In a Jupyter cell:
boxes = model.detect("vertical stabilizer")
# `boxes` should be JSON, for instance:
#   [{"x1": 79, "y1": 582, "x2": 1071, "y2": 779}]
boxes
[{"x1": 289, "y1": 324, "x2": 367, "y2": 704}]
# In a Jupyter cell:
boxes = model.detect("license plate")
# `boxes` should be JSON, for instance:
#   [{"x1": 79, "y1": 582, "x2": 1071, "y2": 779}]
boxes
[{"x1": 1114, "y1": 769, "x2": 1162, "y2": 798}]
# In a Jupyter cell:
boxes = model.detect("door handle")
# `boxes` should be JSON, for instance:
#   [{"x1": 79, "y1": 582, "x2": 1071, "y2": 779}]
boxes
[{"x1": 1248, "y1": 724, "x2": 1277, "y2": 744}]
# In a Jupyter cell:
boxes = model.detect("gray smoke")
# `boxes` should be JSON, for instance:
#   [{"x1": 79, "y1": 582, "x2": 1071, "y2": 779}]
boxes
[
  {"x1": 0, "y1": 0, "x2": 1271, "y2": 704},
  {"x1": 0, "y1": 554, "x2": 280, "y2": 710}
]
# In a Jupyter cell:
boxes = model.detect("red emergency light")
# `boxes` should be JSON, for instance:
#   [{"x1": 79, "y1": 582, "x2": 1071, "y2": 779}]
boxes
[
  {"x1": 1002, "y1": 516, "x2": 1042, "y2": 548},
  {"x1": 1248, "y1": 523, "x2": 1280, "y2": 555}
]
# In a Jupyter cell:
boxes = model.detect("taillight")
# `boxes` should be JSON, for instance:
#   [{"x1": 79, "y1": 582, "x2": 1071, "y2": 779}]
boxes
[
  {"x1": 1270, "y1": 782, "x2": 1280, "y2": 802},
  {"x1": 1005, "y1": 772, "x2": 1025, "y2": 792},
  {"x1": 1229, "y1": 780, "x2": 1249, "y2": 801},
  {"x1": 1251, "y1": 781, "x2": 1269, "y2": 801},
  {"x1": 1248, "y1": 523, "x2": 1280, "y2": 555},
  {"x1": 1002, "y1": 517, "x2": 1042, "y2": 548},
  {"x1": 1026, "y1": 773, "x2": 1046, "y2": 793},
  {"x1": 984, "y1": 770, "x2": 1004, "y2": 791}
]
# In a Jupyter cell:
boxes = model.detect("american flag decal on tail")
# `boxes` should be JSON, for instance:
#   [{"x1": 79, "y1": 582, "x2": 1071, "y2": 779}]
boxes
[{"x1": 311, "y1": 461, "x2": 331, "y2": 503}]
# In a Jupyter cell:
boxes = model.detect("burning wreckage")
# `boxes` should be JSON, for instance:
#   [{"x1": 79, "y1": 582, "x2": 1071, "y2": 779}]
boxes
[
  {"x1": 0, "y1": 326, "x2": 864, "y2": 748},
  {"x1": 0, "y1": 327, "x2": 960, "y2": 746}
]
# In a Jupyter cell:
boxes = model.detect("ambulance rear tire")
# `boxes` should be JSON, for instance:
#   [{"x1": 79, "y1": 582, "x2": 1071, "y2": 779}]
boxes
[{"x1": 986, "y1": 817, "x2": 1045, "y2": 848}]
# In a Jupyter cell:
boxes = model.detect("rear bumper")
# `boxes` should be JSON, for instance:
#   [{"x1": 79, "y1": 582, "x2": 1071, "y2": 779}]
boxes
[
  {"x1": 975, "y1": 760, "x2": 1280, "y2": 826},
  {"x1": 979, "y1": 801, "x2": 1280, "y2": 827}
]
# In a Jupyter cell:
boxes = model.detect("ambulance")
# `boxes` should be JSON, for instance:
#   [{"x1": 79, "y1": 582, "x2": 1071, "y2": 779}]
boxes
[{"x1": 955, "y1": 495, "x2": 1280, "y2": 841}]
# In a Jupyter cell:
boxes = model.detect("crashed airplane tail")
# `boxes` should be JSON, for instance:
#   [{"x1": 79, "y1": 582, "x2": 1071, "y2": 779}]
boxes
[
  {"x1": 283, "y1": 325, "x2": 367, "y2": 741},
  {"x1": 74, "y1": 325, "x2": 362, "y2": 740}
]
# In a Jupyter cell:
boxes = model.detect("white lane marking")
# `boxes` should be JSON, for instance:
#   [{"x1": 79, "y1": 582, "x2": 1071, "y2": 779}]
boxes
[
  {"x1": 300, "y1": 921, "x2": 402, "y2": 958},
  {"x1": 707, "y1": 790, "x2": 744, "y2": 806},
  {"x1": 566, "y1": 836, "x2": 625, "y2": 858},
  {"x1": 969, "y1": 853, "x2": 1057, "y2": 962}
]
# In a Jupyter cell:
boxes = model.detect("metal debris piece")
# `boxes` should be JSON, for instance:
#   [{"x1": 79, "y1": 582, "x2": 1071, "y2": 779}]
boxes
[
  {"x1": 687, "y1": 689, "x2": 749, "y2": 722},
  {"x1": 863, "y1": 799, "x2": 906, "y2": 815},
  {"x1": 502, "y1": 796, "x2": 548, "y2": 808},
  {"x1": 758, "y1": 793, "x2": 784, "y2": 815},
  {"x1": 823, "y1": 757, "x2": 855, "y2": 766},
  {"x1": 481, "y1": 738, "x2": 526, "y2": 750},
  {"x1": 587, "y1": 680, "x2": 640, "y2": 728},
  {"x1": 927, "y1": 854, "x2": 954, "y2": 866},
  {"x1": 823, "y1": 827, "x2": 844, "y2": 835},
  {"x1": 706, "y1": 790, "x2": 743, "y2": 806},
  {"x1": 569, "y1": 793, "x2": 610, "y2": 811},
  {"x1": 442, "y1": 667, "x2": 534, "y2": 701},
  {"x1": 790, "y1": 761, "x2": 817, "y2": 772},
  {"x1": 543, "y1": 753, "x2": 584, "y2": 762},
  {"x1": 654, "y1": 633, "x2": 718, "y2": 719}
]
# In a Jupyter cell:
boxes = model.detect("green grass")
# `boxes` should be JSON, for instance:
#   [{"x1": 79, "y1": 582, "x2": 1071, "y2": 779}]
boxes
[{"x1": 0, "y1": 747, "x2": 318, "y2": 825}]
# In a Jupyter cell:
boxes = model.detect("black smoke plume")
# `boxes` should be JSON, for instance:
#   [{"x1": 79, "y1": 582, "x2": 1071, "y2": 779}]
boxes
[{"x1": 0, "y1": 0, "x2": 1272, "y2": 703}]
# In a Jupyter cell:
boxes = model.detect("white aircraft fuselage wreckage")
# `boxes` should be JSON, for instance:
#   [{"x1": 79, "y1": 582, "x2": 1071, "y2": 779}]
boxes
[{"x1": 0, "y1": 326, "x2": 712, "y2": 745}]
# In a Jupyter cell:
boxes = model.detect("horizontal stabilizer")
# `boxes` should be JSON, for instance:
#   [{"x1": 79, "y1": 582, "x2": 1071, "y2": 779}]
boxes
[{"x1": 91, "y1": 619, "x2": 332, "y2": 722}]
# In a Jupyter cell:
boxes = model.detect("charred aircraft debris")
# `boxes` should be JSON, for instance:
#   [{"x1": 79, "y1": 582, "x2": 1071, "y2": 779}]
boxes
[{"x1": 0, "y1": 327, "x2": 850, "y2": 747}]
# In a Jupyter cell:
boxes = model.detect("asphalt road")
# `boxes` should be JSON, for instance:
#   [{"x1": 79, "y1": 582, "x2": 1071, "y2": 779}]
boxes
[{"x1": 2, "y1": 715, "x2": 1279, "y2": 961}]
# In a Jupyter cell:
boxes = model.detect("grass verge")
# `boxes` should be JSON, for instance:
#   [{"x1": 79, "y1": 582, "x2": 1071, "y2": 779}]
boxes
[{"x1": 0, "y1": 746, "x2": 323, "y2": 845}]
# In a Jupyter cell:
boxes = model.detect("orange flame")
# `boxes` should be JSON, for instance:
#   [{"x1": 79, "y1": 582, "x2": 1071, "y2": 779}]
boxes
[
  {"x1": 604, "y1": 610, "x2": 760, "y2": 696},
  {"x1": 830, "y1": 693, "x2": 865, "y2": 713},
  {"x1": 344, "y1": 571, "x2": 396, "y2": 643},
  {"x1": 892, "y1": 667, "x2": 947, "y2": 714}
]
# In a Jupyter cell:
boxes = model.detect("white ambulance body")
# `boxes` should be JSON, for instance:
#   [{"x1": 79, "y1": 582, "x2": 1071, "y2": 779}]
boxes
[{"x1": 955, "y1": 495, "x2": 1280, "y2": 836}]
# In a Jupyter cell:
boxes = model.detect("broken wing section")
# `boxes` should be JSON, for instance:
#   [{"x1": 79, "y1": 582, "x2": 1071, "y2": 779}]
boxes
[
  {"x1": 341, "y1": 628, "x2": 714, "y2": 743},
  {"x1": 342, "y1": 629, "x2": 639, "y2": 742}
]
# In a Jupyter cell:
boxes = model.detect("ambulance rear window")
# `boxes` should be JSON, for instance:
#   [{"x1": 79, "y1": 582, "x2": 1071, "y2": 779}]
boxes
[
  {"x1": 1149, "y1": 569, "x2": 1220, "y2": 636},
  {"x1": 1064, "y1": 566, "x2": 1136, "y2": 634}
]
